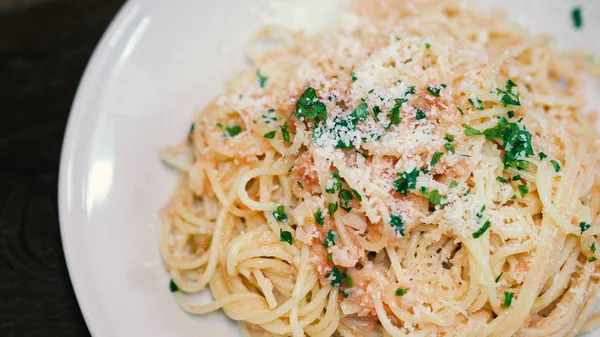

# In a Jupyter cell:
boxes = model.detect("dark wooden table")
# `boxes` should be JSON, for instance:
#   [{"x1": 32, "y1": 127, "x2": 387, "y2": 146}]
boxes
[{"x1": 0, "y1": 0, "x2": 125, "y2": 335}]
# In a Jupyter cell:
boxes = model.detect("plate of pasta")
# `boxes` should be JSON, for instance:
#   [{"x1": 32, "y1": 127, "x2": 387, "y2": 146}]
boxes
[{"x1": 58, "y1": 0, "x2": 600, "y2": 336}]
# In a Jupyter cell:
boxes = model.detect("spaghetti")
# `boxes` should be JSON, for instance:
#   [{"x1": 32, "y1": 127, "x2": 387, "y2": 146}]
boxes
[{"x1": 160, "y1": 1, "x2": 600, "y2": 336}]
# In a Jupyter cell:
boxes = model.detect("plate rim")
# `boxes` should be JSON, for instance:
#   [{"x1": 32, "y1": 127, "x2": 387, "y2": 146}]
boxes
[{"x1": 58, "y1": 1, "x2": 139, "y2": 336}]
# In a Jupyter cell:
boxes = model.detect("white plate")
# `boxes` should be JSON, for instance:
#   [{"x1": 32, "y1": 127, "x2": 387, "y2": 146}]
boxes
[{"x1": 58, "y1": 0, "x2": 600, "y2": 336}]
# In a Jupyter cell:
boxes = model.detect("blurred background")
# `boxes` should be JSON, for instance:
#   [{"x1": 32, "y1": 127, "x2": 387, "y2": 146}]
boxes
[{"x1": 0, "y1": 0, "x2": 124, "y2": 336}]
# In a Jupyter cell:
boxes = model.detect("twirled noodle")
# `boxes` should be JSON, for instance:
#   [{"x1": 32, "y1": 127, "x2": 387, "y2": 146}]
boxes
[{"x1": 159, "y1": 0, "x2": 600, "y2": 336}]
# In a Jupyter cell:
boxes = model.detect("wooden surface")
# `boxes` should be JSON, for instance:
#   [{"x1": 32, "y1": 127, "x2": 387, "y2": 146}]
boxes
[{"x1": 0, "y1": 0, "x2": 125, "y2": 336}]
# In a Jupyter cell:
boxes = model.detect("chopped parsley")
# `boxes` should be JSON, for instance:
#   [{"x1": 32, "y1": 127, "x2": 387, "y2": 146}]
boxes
[
  {"x1": 468, "y1": 97, "x2": 484, "y2": 110},
  {"x1": 388, "y1": 105, "x2": 402, "y2": 126},
  {"x1": 280, "y1": 230, "x2": 293, "y2": 245},
  {"x1": 315, "y1": 209, "x2": 324, "y2": 226},
  {"x1": 550, "y1": 160, "x2": 561, "y2": 172},
  {"x1": 326, "y1": 266, "x2": 343, "y2": 287},
  {"x1": 426, "y1": 84, "x2": 446, "y2": 97},
  {"x1": 496, "y1": 80, "x2": 521, "y2": 107},
  {"x1": 328, "y1": 202, "x2": 339, "y2": 216},
  {"x1": 351, "y1": 189, "x2": 362, "y2": 202},
  {"x1": 345, "y1": 273, "x2": 353, "y2": 287},
  {"x1": 256, "y1": 69, "x2": 268, "y2": 88},
  {"x1": 296, "y1": 87, "x2": 327, "y2": 121},
  {"x1": 496, "y1": 176, "x2": 508, "y2": 184},
  {"x1": 421, "y1": 188, "x2": 446, "y2": 206},
  {"x1": 503, "y1": 291, "x2": 515, "y2": 308},
  {"x1": 572, "y1": 7, "x2": 583, "y2": 29},
  {"x1": 430, "y1": 152, "x2": 443, "y2": 167},
  {"x1": 507, "y1": 110, "x2": 515, "y2": 119},
  {"x1": 395, "y1": 288, "x2": 409, "y2": 296},
  {"x1": 405, "y1": 86, "x2": 416, "y2": 95},
  {"x1": 495, "y1": 272, "x2": 503, "y2": 283},
  {"x1": 518, "y1": 185, "x2": 529, "y2": 197},
  {"x1": 218, "y1": 124, "x2": 242, "y2": 137},
  {"x1": 458, "y1": 107, "x2": 464, "y2": 115},
  {"x1": 464, "y1": 125, "x2": 482, "y2": 136},
  {"x1": 592, "y1": 242, "x2": 597, "y2": 253},
  {"x1": 538, "y1": 152, "x2": 548, "y2": 160},
  {"x1": 589, "y1": 256, "x2": 597, "y2": 263},
  {"x1": 351, "y1": 103, "x2": 369, "y2": 126},
  {"x1": 390, "y1": 214, "x2": 405, "y2": 236},
  {"x1": 416, "y1": 108, "x2": 426, "y2": 120},
  {"x1": 580, "y1": 222, "x2": 591, "y2": 234},
  {"x1": 476, "y1": 205, "x2": 486, "y2": 219},
  {"x1": 373, "y1": 106, "x2": 382, "y2": 120},
  {"x1": 189, "y1": 122, "x2": 195, "y2": 135},
  {"x1": 264, "y1": 131, "x2": 276, "y2": 139},
  {"x1": 272, "y1": 205, "x2": 288, "y2": 223},
  {"x1": 469, "y1": 117, "x2": 534, "y2": 170},
  {"x1": 326, "y1": 172, "x2": 342, "y2": 194},
  {"x1": 262, "y1": 109, "x2": 279, "y2": 124},
  {"x1": 327, "y1": 252, "x2": 333, "y2": 263},
  {"x1": 350, "y1": 71, "x2": 358, "y2": 82},
  {"x1": 324, "y1": 230, "x2": 337, "y2": 248},
  {"x1": 513, "y1": 175, "x2": 521, "y2": 181},
  {"x1": 169, "y1": 279, "x2": 179, "y2": 292},
  {"x1": 280, "y1": 122, "x2": 291, "y2": 143},
  {"x1": 339, "y1": 189, "x2": 353, "y2": 212},
  {"x1": 444, "y1": 143, "x2": 455, "y2": 154},
  {"x1": 425, "y1": 42, "x2": 431, "y2": 49},
  {"x1": 297, "y1": 181, "x2": 304, "y2": 189},
  {"x1": 449, "y1": 180, "x2": 459, "y2": 188},
  {"x1": 472, "y1": 220, "x2": 491, "y2": 239},
  {"x1": 393, "y1": 168, "x2": 418, "y2": 196},
  {"x1": 445, "y1": 134, "x2": 455, "y2": 142}
]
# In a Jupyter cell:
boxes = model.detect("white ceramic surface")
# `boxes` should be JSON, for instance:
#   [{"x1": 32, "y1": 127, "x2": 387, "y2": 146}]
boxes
[{"x1": 58, "y1": 1, "x2": 600, "y2": 336}]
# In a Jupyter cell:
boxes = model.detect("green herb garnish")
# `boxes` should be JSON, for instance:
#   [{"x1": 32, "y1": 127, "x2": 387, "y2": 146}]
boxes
[
  {"x1": 297, "y1": 181, "x2": 304, "y2": 189},
  {"x1": 324, "y1": 230, "x2": 337, "y2": 248},
  {"x1": 468, "y1": 97, "x2": 484, "y2": 110},
  {"x1": 518, "y1": 185, "x2": 529, "y2": 197},
  {"x1": 507, "y1": 110, "x2": 515, "y2": 119},
  {"x1": 416, "y1": 108, "x2": 426, "y2": 120},
  {"x1": 328, "y1": 202, "x2": 339, "y2": 216},
  {"x1": 445, "y1": 134, "x2": 455, "y2": 142},
  {"x1": 390, "y1": 214, "x2": 405, "y2": 236},
  {"x1": 257, "y1": 69, "x2": 268, "y2": 88},
  {"x1": 572, "y1": 7, "x2": 583, "y2": 29},
  {"x1": 169, "y1": 279, "x2": 179, "y2": 292},
  {"x1": 580, "y1": 222, "x2": 591, "y2": 234},
  {"x1": 315, "y1": 209, "x2": 324, "y2": 226},
  {"x1": 496, "y1": 80, "x2": 521, "y2": 107},
  {"x1": 589, "y1": 256, "x2": 597, "y2": 262},
  {"x1": 273, "y1": 205, "x2": 288, "y2": 223},
  {"x1": 264, "y1": 131, "x2": 276, "y2": 139},
  {"x1": 327, "y1": 252, "x2": 333, "y2": 263},
  {"x1": 296, "y1": 87, "x2": 327, "y2": 121},
  {"x1": 550, "y1": 160, "x2": 561, "y2": 172},
  {"x1": 496, "y1": 176, "x2": 507, "y2": 183},
  {"x1": 280, "y1": 230, "x2": 293, "y2": 245},
  {"x1": 472, "y1": 220, "x2": 491, "y2": 239},
  {"x1": 350, "y1": 71, "x2": 358, "y2": 82},
  {"x1": 592, "y1": 242, "x2": 597, "y2": 253},
  {"x1": 345, "y1": 273, "x2": 353, "y2": 287},
  {"x1": 393, "y1": 168, "x2": 418, "y2": 196},
  {"x1": 503, "y1": 291, "x2": 515, "y2": 308},
  {"x1": 539, "y1": 152, "x2": 548, "y2": 160},
  {"x1": 189, "y1": 123, "x2": 195, "y2": 135},
  {"x1": 395, "y1": 288, "x2": 409, "y2": 296},
  {"x1": 444, "y1": 143, "x2": 455, "y2": 154},
  {"x1": 326, "y1": 266, "x2": 343, "y2": 287},
  {"x1": 280, "y1": 122, "x2": 291, "y2": 143},
  {"x1": 426, "y1": 84, "x2": 446, "y2": 97},
  {"x1": 339, "y1": 189, "x2": 353, "y2": 212},
  {"x1": 449, "y1": 180, "x2": 458, "y2": 188},
  {"x1": 464, "y1": 125, "x2": 482, "y2": 136},
  {"x1": 326, "y1": 172, "x2": 342, "y2": 194},
  {"x1": 351, "y1": 189, "x2": 362, "y2": 202},
  {"x1": 495, "y1": 272, "x2": 503, "y2": 283},
  {"x1": 224, "y1": 125, "x2": 242, "y2": 137},
  {"x1": 430, "y1": 152, "x2": 443, "y2": 167}
]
